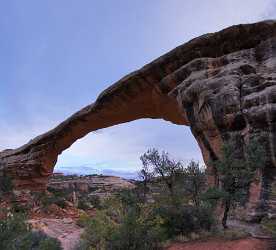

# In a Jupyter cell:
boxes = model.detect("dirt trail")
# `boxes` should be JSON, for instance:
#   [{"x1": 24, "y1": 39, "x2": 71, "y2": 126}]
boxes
[
  {"x1": 166, "y1": 238, "x2": 270, "y2": 250},
  {"x1": 29, "y1": 218, "x2": 83, "y2": 250}
]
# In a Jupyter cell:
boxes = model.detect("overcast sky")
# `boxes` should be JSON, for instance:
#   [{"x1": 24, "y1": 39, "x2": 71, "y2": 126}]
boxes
[{"x1": 0, "y1": 1, "x2": 276, "y2": 174}]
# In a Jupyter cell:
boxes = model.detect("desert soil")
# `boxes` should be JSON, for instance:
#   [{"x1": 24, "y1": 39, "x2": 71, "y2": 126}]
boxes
[{"x1": 166, "y1": 238, "x2": 270, "y2": 250}]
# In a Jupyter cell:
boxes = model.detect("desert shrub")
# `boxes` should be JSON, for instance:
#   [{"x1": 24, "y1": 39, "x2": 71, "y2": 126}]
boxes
[
  {"x1": 78, "y1": 192, "x2": 214, "y2": 250},
  {"x1": 261, "y1": 218, "x2": 276, "y2": 237},
  {"x1": 89, "y1": 195, "x2": 101, "y2": 208},
  {"x1": 41, "y1": 193, "x2": 66, "y2": 209},
  {"x1": 154, "y1": 203, "x2": 214, "y2": 237},
  {"x1": 77, "y1": 193, "x2": 166, "y2": 250},
  {"x1": 108, "y1": 209, "x2": 165, "y2": 250},
  {"x1": 77, "y1": 189, "x2": 215, "y2": 250},
  {"x1": 115, "y1": 188, "x2": 144, "y2": 208},
  {"x1": 76, "y1": 212, "x2": 91, "y2": 228},
  {"x1": 11, "y1": 201, "x2": 30, "y2": 214},
  {"x1": 77, "y1": 198, "x2": 90, "y2": 210},
  {"x1": 9, "y1": 195, "x2": 31, "y2": 214},
  {"x1": 76, "y1": 210, "x2": 117, "y2": 250},
  {"x1": 35, "y1": 233, "x2": 62, "y2": 250},
  {"x1": 15, "y1": 231, "x2": 61, "y2": 250},
  {"x1": 0, "y1": 213, "x2": 29, "y2": 249},
  {"x1": 77, "y1": 148, "x2": 216, "y2": 249},
  {"x1": 0, "y1": 213, "x2": 61, "y2": 250},
  {"x1": 78, "y1": 195, "x2": 101, "y2": 210}
]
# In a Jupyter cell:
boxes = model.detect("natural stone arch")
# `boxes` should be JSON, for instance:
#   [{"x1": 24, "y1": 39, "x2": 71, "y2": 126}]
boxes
[{"x1": 1, "y1": 20, "x2": 276, "y2": 219}]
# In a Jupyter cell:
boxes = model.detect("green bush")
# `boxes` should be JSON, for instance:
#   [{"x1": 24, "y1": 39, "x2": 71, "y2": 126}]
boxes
[
  {"x1": 261, "y1": 218, "x2": 276, "y2": 237},
  {"x1": 0, "y1": 213, "x2": 62, "y2": 250},
  {"x1": 77, "y1": 194, "x2": 166, "y2": 250},
  {"x1": 41, "y1": 193, "x2": 66, "y2": 209},
  {"x1": 76, "y1": 210, "x2": 117, "y2": 250},
  {"x1": 0, "y1": 213, "x2": 29, "y2": 249},
  {"x1": 108, "y1": 209, "x2": 166, "y2": 250},
  {"x1": 76, "y1": 213, "x2": 91, "y2": 228},
  {"x1": 75, "y1": 148, "x2": 217, "y2": 249},
  {"x1": 155, "y1": 204, "x2": 214, "y2": 237},
  {"x1": 35, "y1": 233, "x2": 62, "y2": 250},
  {"x1": 77, "y1": 183, "x2": 216, "y2": 250},
  {"x1": 10, "y1": 196, "x2": 31, "y2": 214},
  {"x1": 78, "y1": 195, "x2": 101, "y2": 210}
]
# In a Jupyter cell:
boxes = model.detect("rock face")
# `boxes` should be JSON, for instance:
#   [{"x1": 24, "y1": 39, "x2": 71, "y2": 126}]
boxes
[{"x1": 1, "y1": 20, "x2": 276, "y2": 219}]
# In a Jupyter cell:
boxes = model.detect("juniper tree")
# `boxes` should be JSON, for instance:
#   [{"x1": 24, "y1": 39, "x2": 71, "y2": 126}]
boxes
[
  {"x1": 183, "y1": 160, "x2": 206, "y2": 207},
  {"x1": 209, "y1": 135, "x2": 266, "y2": 228},
  {"x1": 140, "y1": 149, "x2": 184, "y2": 199}
]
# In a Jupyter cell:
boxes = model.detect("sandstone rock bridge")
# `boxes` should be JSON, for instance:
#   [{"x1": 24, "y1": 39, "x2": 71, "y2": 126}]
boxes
[{"x1": 1, "y1": 20, "x2": 276, "y2": 219}]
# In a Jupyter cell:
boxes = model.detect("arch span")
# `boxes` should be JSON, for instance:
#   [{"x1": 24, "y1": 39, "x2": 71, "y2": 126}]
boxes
[{"x1": 1, "y1": 21, "x2": 276, "y2": 221}]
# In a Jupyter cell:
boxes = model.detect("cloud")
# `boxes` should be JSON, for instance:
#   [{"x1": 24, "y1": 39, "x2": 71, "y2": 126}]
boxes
[
  {"x1": 262, "y1": 1, "x2": 276, "y2": 19},
  {"x1": 154, "y1": 0, "x2": 276, "y2": 52}
]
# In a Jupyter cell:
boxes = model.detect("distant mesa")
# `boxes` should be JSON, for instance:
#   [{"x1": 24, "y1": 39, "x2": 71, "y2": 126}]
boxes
[{"x1": 54, "y1": 166, "x2": 138, "y2": 180}]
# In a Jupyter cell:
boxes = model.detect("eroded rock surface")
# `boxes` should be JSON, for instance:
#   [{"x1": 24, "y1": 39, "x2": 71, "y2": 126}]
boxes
[
  {"x1": 29, "y1": 218, "x2": 83, "y2": 250},
  {"x1": 1, "y1": 20, "x2": 276, "y2": 219}
]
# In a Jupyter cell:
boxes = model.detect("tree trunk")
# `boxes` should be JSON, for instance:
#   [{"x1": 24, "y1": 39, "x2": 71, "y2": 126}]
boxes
[{"x1": 222, "y1": 199, "x2": 231, "y2": 229}]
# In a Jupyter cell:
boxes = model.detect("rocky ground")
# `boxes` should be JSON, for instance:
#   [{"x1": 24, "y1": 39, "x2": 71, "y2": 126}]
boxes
[
  {"x1": 28, "y1": 174, "x2": 135, "y2": 249},
  {"x1": 29, "y1": 218, "x2": 83, "y2": 250}
]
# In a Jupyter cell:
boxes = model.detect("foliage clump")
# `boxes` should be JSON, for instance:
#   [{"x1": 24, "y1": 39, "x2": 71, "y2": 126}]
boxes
[
  {"x1": 0, "y1": 213, "x2": 62, "y2": 250},
  {"x1": 77, "y1": 149, "x2": 216, "y2": 249},
  {"x1": 205, "y1": 134, "x2": 266, "y2": 228}
]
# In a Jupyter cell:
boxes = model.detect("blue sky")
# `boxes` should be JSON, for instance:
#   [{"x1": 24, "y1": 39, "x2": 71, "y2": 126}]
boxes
[{"x1": 0, "y1": 0, "x2": 276, "y2": 175}]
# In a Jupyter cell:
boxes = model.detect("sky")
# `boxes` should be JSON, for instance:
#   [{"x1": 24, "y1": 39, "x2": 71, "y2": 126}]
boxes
[{"x1": 0, "y1": 0, "x2": 276, "y2": 176}]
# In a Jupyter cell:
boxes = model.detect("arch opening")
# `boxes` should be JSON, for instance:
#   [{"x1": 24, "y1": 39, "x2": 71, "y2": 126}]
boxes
[{"x1": 55, "y1": 119, "x2": 203, "y2": 178}]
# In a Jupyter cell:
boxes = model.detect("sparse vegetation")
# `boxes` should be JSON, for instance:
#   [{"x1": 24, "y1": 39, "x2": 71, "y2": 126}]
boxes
[
  {"x1": 261, "y1": 218, "x2": 276, "y2": 237},
  {"x1": 77, "y1": 149, "x2": 216, "y2": 249},
  {"x1": 0, "y1": 213, "x2": 62, "y2": 250},
  {"x1": 76, "y1": 140, "x2": 268, "y2": 249},
  {"x1": 78, "y1": 195, "x2": 101, "y2": 210},
  {"x1": 140, "y1": 149, "x2": 185, "y2": 199},
  {"x1": 0, "y1": 139, "x2": 268, "y2": 249}
]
